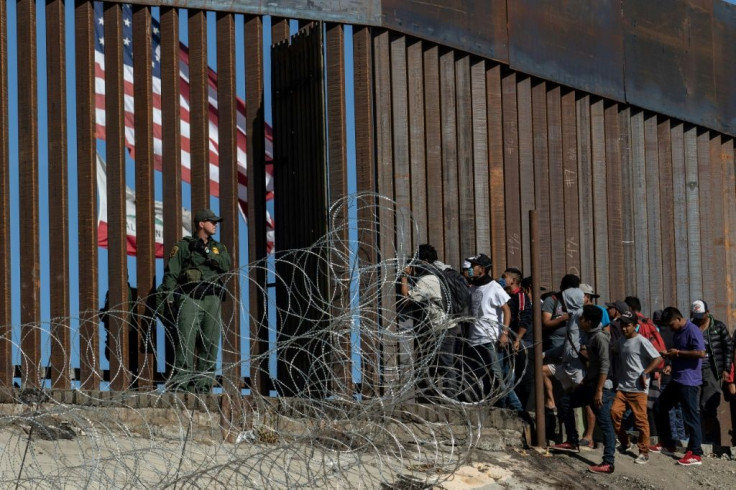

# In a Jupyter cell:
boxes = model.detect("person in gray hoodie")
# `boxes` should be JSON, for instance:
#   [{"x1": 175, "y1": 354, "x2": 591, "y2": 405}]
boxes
[
  {"x1": 551, "y1": 304, "x2": 617, "y2": 474},
  {"x1": 544, "y1": 288, "x2": 586, "y2": 392}
]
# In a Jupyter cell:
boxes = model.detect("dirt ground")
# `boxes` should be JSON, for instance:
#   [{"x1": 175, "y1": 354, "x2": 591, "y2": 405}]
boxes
[{"x1": 438, "y1": 444, "x2": 736, "y2": 489}]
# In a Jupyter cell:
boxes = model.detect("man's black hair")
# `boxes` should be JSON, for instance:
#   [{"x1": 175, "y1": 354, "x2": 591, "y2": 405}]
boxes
[
  {"x1": 504, "y1": 267, "x2": 523, "y2": 283},
  {"x1": 624, "y1": 296, "x2": 642, "y2": 313},
  {"x1": 660, "y1": 306, "x2": 683, "y2": 325},
  {"x1": 417, "y1": 243, "x2": 438, "y2": 263},
  {"x1": 581, "y1": 304, "x2": 603, "y2": 325},
  {"x1": 559, "y1": 274, "x2": 580, "y2": 292},
  {"x1": 521, "y1": 276, "x2": 532, "y2": 289}
]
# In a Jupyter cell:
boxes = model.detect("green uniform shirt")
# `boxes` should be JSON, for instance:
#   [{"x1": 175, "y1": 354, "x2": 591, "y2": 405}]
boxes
[{"x1": 161, "y1": 236, "x2": 232, "y2": 292}]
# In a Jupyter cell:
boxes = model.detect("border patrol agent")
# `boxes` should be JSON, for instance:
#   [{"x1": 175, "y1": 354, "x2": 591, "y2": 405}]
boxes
[{"x1": 159, "y1": 208, "x2": 232, "y2": 392}]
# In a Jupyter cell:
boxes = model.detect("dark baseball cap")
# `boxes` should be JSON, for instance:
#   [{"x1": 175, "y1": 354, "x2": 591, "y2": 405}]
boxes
[
  {"x1": 619, "y1": 310, "x2": 637, "y2": 325},
  {"x1": 194, "y1": 208, "x2": 222, "y2": 223},
  {"x1": 467, "y1": 253, "x2": 492, "y2": 269},
  {"x1": 605, "y1": 300, "x2": 630, "y2": 315}
]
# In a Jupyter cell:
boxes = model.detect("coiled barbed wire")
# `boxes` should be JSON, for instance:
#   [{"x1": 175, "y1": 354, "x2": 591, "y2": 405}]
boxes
[{"x1": 0, "y1": 193, "x2": 529, "y2": 488}]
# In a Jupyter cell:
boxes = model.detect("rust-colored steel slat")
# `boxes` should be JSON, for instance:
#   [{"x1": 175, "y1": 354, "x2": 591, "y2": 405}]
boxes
[
  {"x1": 508, "y1": 0, "x2": 625, "y2": 103},
  {"x1": 407, "y1": 40, "x2": 427, "y2": 245},
  {"x1": 658, "y1": 118, "x2": 677, "y2": 307},
  {"x1": 373, "y1": 29, "x2": 396, "y2": 395},
  {"x1": 439, "y1": 48, "x2": 459, "y2": 269},
  {"x1": 575, "y1": 94, "x2": 594, "y2": 288},
  {"x1": 713, "y1": 2, "x2": 736, "y2": 136},
  {"x1": 245, "y1": 14, "x2": 269, "y2": 397},
  {"x1": 132, "y1": 4, "x2": 155, "y2": 388},
  {"x1": 630, "y1": 110, "x2": 651, "y2": 310},
  {"x1": 644, "y1": 113, "x2": 664, "y2": 310},
  {"x1": 75, "y1": 0, "x2": 99, "y2": 390},
  {"x1": 104, "y1": 3, "x2": 131, "y2": 390},
  {"x1": 352, "y1": 26, "x2": 379, "y2": 397},
  {"x1": 722, "y1": 138, "x2": 736, "y2": 324},
  {"x1": 671, "y1": 122, "x2": 690, "y2": 310},
  {"x1": 623, "y1": 0, "x2": 717, "y2": 133},
  {"x1": 46, "y1": 0, "x2": 71, "y2": 389},
  {"x1": 486, "y1": 63, "x2": 505, "y2": 271},
  {"x1": 546, "y1": 85, "x2": 565, "y2": 282},
  {"x1": 325, "y1": 22, "x2": 351, "y2": 397},
  {"x1": 709, "y1": 134, "x2": 727, "y2": 319},
  {"x1": 0, "y1": 0, "x2": 10, "y2": 396},
  {"x1": 516, "y1": 76, "x2": 534, "y2": 274},
  {"x1": 604, "y1": 102, "x2": 624, "y2": 300},
  {"x1": 423, "y1": 45, "x2": 444, "y2": 258},
  {"x1": 455, "y1": 54, "x2": 475, "y2": 263},
  {"x1": 684, "y1": 127, "x2": 703, "y2": 301},
  {"x1": 17, "y1": 0, "x2": 40, "y2": 387},
  {"x1": 216, "y1": 11, "x2": 241, "y2": 417},
  {"x1": 390, "y1": 33, "x2": 411, "y2": 257},
  {"x1": 696, "y1": 129, "x2": 713, "y2": 307},
  {"x1": 561, "y1": 89, "x2": 580, "y2": 277},
  {"x1": 532, "y1": 80, "x2": 552, "y2": 289},
  {"x1": 160, "y1": 7, "x2": 182, "y2": 257},
  {"x1": 590, "y1": 98, "x2": 610, "y2": 302},
  {"x1": 188, "y1": 9, "x2": 209, "y2": 212},
  {"x1": 618, "y1": 107, "x2": 636, "y2": 288},
  {"x1": 382, "y1": 0, "x2": 508, "y2": 62},
  {"x1": 470, "y1": 58, "x2": 489, "y2": 255},
  {"x1": 501, "y1": 67, "x2": 519, "y2": 271},
  {"x1": 271, "y1": 16, "x2": 290, "y2": 44}
]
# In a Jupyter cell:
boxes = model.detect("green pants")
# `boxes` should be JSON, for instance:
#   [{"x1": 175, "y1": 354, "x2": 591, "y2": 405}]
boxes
[{"x1": 171, "y1": 294, "x2": 222, "y2": 393}]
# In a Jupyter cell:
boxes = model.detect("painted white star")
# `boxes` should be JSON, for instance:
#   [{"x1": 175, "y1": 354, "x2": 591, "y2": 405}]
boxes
[
  {"x1": 98, "y1": 17, "x2": 104, "y2": 25},
  {"x1": 123, "y1": 37, "x2": 131, "y2": 46},
  {"x1": 152, "y1": 27, "x2": 159, "y2": 34},
  {"x1": 123, "y1": 18, "x2": 131, "y2": 27},
  {"x1": 99, "y1": 37, "x2": 105, "y2": 45}
]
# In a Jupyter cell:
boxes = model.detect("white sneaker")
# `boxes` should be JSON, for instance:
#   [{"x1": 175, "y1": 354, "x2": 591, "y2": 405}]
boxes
[{"x1": 635, "y1": 453, "x2": 649, "y2": 464}]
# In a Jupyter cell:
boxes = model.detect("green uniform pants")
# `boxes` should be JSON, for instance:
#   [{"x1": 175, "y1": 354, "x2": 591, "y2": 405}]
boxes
[{"x1": 172, "y1": 294, "x2": 222, "y2": 393}]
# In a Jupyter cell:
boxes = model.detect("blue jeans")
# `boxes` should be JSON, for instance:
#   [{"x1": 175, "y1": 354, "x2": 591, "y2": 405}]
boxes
[
  {"x1": 560, "y1": 384, "x2": 616, "y2": 465},
  {"x1": 655, "y1": 381, "x2": 702, "y2": 455},
  {"x1": 466, "y1": 342, "x2": 523, "y2": 412}
]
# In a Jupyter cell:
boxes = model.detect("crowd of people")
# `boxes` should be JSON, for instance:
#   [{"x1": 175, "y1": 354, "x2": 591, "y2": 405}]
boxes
[{"x1": 399, "y1": 244, "x2": 736, "y2": 475}]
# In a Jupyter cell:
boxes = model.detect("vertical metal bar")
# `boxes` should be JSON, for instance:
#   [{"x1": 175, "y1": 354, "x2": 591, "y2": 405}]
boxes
[
  {"x1": 658, "y1": 118, "x2": 677, "y2": 307},
  {"x1": 455, "y1": 54, "x2": 475, "y2": 262},
  {"x1": 245, "y1": 14, "x2": 268, "y2": 397},
  {"x1": 546, "y1": 85, "x2": 565, "y2": 282},
  {"x1": 532, "y1": 81, "x2": 552, "y2": 289},
  {"x1": 46, "y1": 0, "x2": 70, "y2": 389},
  {"x1": 352, "y1": 26, "x2": 379, "y2": 397},
  {"x1": 709, "y1": 134, "x2": 727, "y2": 319},
  {"x1": 644, "y1": 113, "x2": 663, "y2": 310},
  {"x1": 440, "y1": 49, "x2": 459, "y2": 268},
  {"x1": 423, "y1": 45, "x2": 443, "y2": 256},
  {"x1": 132, "y1": 4, "x2": 155, "y2": 388},
  {"x1": 0, "y1": 0, "x2": 11, "y2": 395},
  {"x1": 188, "y1": 9, "x2": 209, "y2": 212},
  {"x1": 590, "y1": 98, "x2": 610, "y2": 301},
  {"x1": 17, "y1": 0, "x2": 40, "y2": 388},
  {"x1": 671, "y1": 122, "x2": 689, "y2": 309},
  {"x1": 160, "y1": 7, "x2": 182, "y2": 257},
  {"x1": 373, "y1": 29, "x2": 396, "y2": 395},
  {"x1": 501, "y1": 68, "x2": 519, "y2": 271},
  {"x1": 487, "y1": 63, "x2": 505, "y2": 269},
  {"x1": 630, "y1": 110, "x2": 651, "y2": 310},
  {"x1": 530, "y1": 210, "x2": 545, "y2": 447},
  {"x1": 576, "y1": 94, "x2": 594, "y2": 288},
  {"x1": 271, "y1": 16, "x2": 290, "y2": 45},
  {"x1": 217, "y1": 11, "x2": 241, "y2": 433},
  {"x1": 722, "y1": 138, "x2": 736, "y2": 324},
  {"x1": 604, "y1": 102, "x2": 624, "y2": 300},
  {"x1": 75, "y1": 0, "x2": 99, "y2": 390},
  {"x1": 326, "y1": 22, "x2": 351, "y2": 397},
  {"x1": 619, "y1": 107, "x2": 636, "y2": 290},
  {"x1": 561, "y1": 89, "x2": 580, "y2": 277},
  {"x1": 390, "y1": 34, "x2": 411, "y2": 255},
  {"x1": 104, "y1": 2, "x2": 130, "y2": 391},
  {"x1": 471, "y1": 59, "x2": 489, "y2": 255},
  {"x1": 407, "y1": 40, "x2": 427, "y2": 245},
  {"x1": 517, "y1": 76, "x2": 534, "y2": 273},
  {"x1": 686, "y1": 127, "x2": 704, "y2": 301}
]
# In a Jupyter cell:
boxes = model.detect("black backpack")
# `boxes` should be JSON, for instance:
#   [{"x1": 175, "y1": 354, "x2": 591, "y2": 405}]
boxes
[{"x1": 438, "y1": 267, "x2": 472, "y2": 316}]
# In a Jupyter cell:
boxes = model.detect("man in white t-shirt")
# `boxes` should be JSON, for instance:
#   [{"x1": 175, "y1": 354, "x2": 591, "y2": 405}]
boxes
[{"x1": 462, "y1": 254, "x2": 523, "y2": 413}]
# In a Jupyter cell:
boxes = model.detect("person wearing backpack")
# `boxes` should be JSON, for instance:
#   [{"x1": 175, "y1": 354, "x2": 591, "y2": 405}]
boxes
[{"x1": 502, "y1": 267, "x2": 533, "y2": 409}]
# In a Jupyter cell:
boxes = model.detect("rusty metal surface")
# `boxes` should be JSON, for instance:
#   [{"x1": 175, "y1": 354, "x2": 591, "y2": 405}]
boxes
[
  {"x1": 0, "y1": 0, "x2": 10, "y2": 392},
  {"x1": 623, "y1": 0, "x2": 717, "y2": 135},
  {"x1": 75, "y1": 0, "x2": 100, "y2": 390},
  {"x1": 17, "y1": 0, "x2": 40, "y2": 387},
  {"x1": 46, "y1": 0, "x2": 71, "y2": 389},
  {"x1": 508, "y1": 0, "x2": 625, "y2": 103},
  {"x1": 188, "y1": 10, "x2": 209, "y2": 212},
  {"x1": 423, "y1": 45, "x2": 443, "y2": 258},
  {"x1": 713, "y1": 2, "x2": 736, "y2": 135}
]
